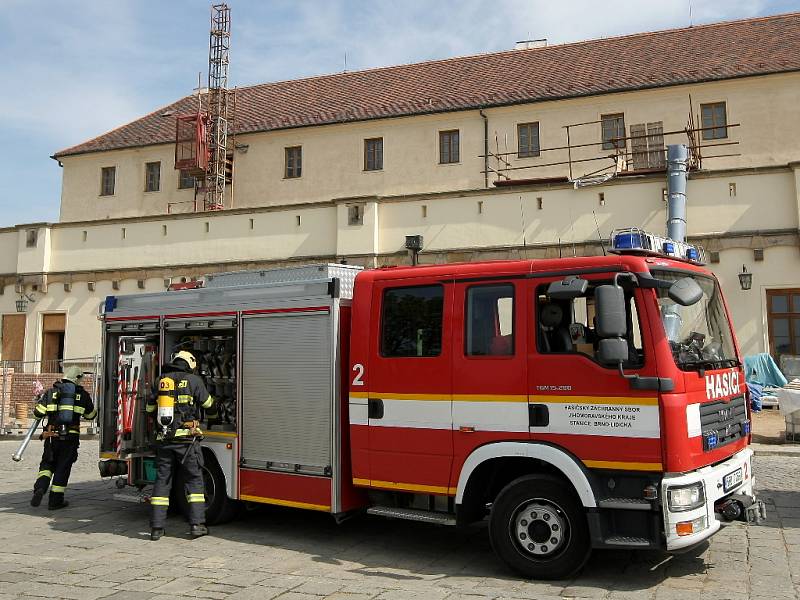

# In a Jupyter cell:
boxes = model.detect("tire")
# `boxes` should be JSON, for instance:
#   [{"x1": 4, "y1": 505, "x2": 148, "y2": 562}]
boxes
[
  {"x1": 489, "y1": 474, "x2": 591, "y2": 580},
  {"x1": 176, "y1": 451, "x2": 240, "y2": 525}
]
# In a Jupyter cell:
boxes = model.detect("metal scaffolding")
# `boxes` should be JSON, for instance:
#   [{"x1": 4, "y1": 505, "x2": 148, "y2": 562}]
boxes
[{"x1": 203, "y1": 3, "x2": 233, "y2": 211}]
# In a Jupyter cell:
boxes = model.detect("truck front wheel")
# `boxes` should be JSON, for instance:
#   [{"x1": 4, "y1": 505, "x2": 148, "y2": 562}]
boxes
[{"x1": 489, "y1": 475, "x2": 591, "y2": 579}]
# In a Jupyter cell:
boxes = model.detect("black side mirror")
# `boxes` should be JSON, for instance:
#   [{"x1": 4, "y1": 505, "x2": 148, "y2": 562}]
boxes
[
  {"x1": 668, "y1": 277, "x2": 703, "y2": 307},
  {"x1": 595, "y1": 285, "x2": 628, "y2": 338},
  {"x1": 547, "y1": 276, "x2": 588, "y2": 300},
  {"x1": 598, "y1": 338, "x2": 629, "y2": 366}
]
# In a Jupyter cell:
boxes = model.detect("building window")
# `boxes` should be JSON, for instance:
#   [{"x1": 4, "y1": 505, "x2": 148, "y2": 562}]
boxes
[
  {"x1": 100, "y1": 166, "x2": 116, "y2": 196},
  {"x1": 145, "y1": 161, "x2": 161, "y2": 192},
  {"x1": 517, "y1": 122, "x2": 540, "y2": 158},
  {"x1": 766, "y1": 289, "x2": 800, "y2": 365},
  {"x1": 285, "y1": 146, "x2": 302, "y2": 178},
  {"x1": 381, "y1": 285, "x2": 444, "y2": 357},
  {"x1": 439, "y1": 130, "x2": 460, "y2": 164},
  {"x1": 347, "y1": 204, "x2": 364, "y2": 226},
  {"x1": 364, "y1": 137, "x2": 383, "y2": 171},
  {"x1": 465, "y1": 284, "x2": 515, "y2": 356},
  {"x1": 601, "y1": 113, "x2": 626, "y2": 150},
  {"x1": 178, "y1": 170, "x2": 195, "y2": 189},
  {"x1": 701, "y1": 102, "x2": 728, "y2": 140},
  {"x1": 25, "y1": 229, "x2": 38, "y2": 248}
]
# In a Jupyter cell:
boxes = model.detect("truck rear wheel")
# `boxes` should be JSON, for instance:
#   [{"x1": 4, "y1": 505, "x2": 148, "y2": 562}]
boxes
[
  {"x1": 176, "y1": 452, "x2": 239, "y2": 525},
  {"x1": 489, "y1": 475, "x2": 591, "y2": 580}
]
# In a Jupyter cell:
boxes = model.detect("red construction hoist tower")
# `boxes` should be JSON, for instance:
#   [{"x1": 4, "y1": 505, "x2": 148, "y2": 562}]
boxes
[
  {"x1": 204, "y1": 3, "x2": 233, "y2": 211},
  {"x1": 173, "y1": 3, "x2": 234, "y2": 212}
]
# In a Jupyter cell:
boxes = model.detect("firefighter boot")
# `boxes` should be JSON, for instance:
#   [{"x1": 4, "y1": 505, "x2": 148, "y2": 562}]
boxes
[
  {"x1": 30, "y1": 489, "x2": 45, "y2": 507},
  {"x1": 48, "y1": 492, "x2": 69, "y2": 511},
  {"x1": 190, "y1": 524, "x2": 208, "y2": 538},
  {"x1": 150, "y1": 528, "x2": 165, "y2": 541}
]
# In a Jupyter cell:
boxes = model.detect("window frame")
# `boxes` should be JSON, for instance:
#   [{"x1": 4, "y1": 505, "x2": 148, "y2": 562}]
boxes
[
  {"x1": 464, "y1": 283, "x2": 516, "y2": 358},
  {"x1": 601, "y1": 113, "x2": 626, "y2": 150},
  {"x1": 766, "y1": 288, "x2": 800, "y2": 361},
  {"x1": 178, "y1": 169, "x2": 195, "y2": 190},
  {"x1": 100, "y1": 166, "x2": 116, "y2": 197},
  {"x1": 534, "y1": 280, "x2": 645, "y2": 369},
  {"x1": 380, "y1": 284, "x2": 445, "y2": 358},
  {"x1": 285, "y1": 146, "x2": 303, "y2": 179},
  {"x1": 700, "y1": 101, "x2": 728, "y2": 140},
  {"x1": 364, "y1": 137, "x2": 384, "y2": 171},
  {"x1": 517, "y1": 122, "x2": 541, "y2": 158},
  {"x1": 347, "y1": 203, "x2": 365, "y2": 226},
  {"x1": 144, "y1": 161, "x2": 161, "y2": 193},
  {"x1": 439, "y1": 129, "x2": 460, "y2": 164}
]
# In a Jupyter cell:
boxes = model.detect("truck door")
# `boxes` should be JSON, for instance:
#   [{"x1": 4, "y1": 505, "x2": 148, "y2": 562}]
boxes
[
  {"x1": 366, "y1": 280, "x2": 454, "y2": 494},
  {"x1": 527, "y1": 275, "x2": 663, "y2": 471},
  {"x1": 451, "y1": 280, "x2": 528, "y2": 485}
]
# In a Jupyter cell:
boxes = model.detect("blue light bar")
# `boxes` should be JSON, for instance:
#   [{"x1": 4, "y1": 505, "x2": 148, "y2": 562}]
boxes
[
  {"x1": 609, "y1": 228, "x2": 705, "y2": 264},
  {"x1": 704, "y1": 431, "x2": 718, "y2": 450},
  {"x1": 613, "y1": 232, "x2": 643, "y2": 249}
]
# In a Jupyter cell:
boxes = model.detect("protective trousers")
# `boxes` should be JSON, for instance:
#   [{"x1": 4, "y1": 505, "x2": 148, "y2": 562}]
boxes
[
  {"x1": 34, "y1": 436, "x2": 79, "y2": 506},
  {"x1": 150, "y1": 441, "x2": 206, "y2": 528}
]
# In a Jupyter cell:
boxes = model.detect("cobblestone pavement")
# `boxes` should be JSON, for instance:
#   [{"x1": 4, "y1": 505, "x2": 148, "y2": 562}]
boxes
[{"x1": 0, "y1": 440, "x2": 797, "y2": 600}]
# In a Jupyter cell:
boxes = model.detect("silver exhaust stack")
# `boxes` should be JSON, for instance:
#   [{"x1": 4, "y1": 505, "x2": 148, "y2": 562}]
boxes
[{"x1": 666, "y1": 144, "x2": 689, "y2": 243}]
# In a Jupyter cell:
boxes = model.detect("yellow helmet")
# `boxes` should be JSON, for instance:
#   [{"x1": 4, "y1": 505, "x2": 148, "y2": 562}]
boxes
[{"x1": 172, "y1": 350, "x2": 197, "y2": 371}]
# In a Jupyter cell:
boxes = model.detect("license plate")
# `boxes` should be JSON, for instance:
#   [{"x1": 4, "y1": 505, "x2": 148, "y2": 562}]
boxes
[{"x1": 723, "y1": 467, "x2": 743, "y2": 492}]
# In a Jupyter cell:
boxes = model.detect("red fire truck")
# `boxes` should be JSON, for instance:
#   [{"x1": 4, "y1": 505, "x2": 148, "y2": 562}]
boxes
[{"x1": 98, "y1": 249, "x2": 764, "y2": 578}]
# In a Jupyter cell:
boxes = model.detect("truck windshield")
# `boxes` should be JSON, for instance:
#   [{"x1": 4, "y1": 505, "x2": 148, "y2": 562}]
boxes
[{"x1": 651, "y1": 270, "x2": 738, "y2": 371}]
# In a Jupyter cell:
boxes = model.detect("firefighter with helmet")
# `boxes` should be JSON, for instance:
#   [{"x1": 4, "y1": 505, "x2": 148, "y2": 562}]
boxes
[
  {"x1": 30, "y1": 366, "x2": 96, "y2": 510},
  {"x1": 145, "y1": 350, "x2": 217, "y2": 540}
]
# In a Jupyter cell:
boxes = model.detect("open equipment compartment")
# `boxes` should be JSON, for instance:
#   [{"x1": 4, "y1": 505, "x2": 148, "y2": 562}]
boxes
[
  {"x1": 100, "y1": 321, "x2": 160, "y2": 457},
  {"x1": 162, "y1": 316, "x2": 237, "y2": 432}
]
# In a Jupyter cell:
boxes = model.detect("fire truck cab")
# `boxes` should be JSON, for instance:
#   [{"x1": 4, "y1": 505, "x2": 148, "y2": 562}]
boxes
[{"x1": 98, "y1": 255, "x2": 764, "y2": 579}]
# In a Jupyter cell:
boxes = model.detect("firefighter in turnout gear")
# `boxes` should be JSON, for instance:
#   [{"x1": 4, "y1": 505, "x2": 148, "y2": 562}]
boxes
[
  {"x1": 30, "y1": 366, "x2": 96, "y2": 510},
  {"x1": 145, "y1": 350, "x2": 216, "y2": 540}
]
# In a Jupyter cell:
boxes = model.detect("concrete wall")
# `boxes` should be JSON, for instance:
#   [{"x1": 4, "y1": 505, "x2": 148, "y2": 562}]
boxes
[
  {"x1": 58, "y1": 73, "x2": 800, "y2": 223},
  {"x1": 3, "y1": 166, "x2": 799, "y2": 363},
  {"x1": 26, "y1": 168, "x2": 800, "y2": 276}
]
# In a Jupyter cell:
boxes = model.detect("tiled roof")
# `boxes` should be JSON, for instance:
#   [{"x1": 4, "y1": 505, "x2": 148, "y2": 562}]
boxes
[{"x1": 54, "y1": 12, "x2": 800, "y2": 158}]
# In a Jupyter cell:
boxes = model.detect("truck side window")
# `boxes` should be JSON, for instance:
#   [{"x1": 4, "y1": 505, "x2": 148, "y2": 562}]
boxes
[
  {"x1": 536, "y1": 283, "x2": 643, "y2": 367},
  {"x1": 465, "y1": 284, "x2": 514, "y2": 356},
  {"x1": 381, "y1": 285, "x2": 444, "y2": 357}
]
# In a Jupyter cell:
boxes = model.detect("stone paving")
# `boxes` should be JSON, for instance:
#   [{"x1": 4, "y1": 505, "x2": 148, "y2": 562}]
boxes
[{"x1": 0, "y1": 439, "x2": 798, "y2": 599}]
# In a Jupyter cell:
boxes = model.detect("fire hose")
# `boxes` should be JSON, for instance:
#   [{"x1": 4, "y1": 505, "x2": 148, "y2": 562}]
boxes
[
  {"x1": 11, "y1": 418, "x2": 42, "y2": 462},
  {"x1": 11, "y1": 382, "x2": 46, "y2": 462}
]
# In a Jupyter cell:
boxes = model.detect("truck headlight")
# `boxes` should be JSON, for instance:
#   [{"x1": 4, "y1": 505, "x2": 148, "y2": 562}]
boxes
[{"x1": 667, "y1": 483, "x2": 705, "y2": 512}]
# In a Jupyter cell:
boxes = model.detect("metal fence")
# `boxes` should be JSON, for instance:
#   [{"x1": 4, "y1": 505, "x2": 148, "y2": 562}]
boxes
[{"x1": 0, "y1": 356, "x2": 101, "y2": 431}]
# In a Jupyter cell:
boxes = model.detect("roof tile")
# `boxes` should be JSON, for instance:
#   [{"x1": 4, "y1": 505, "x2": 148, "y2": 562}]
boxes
[{"x1": 54, "y1": 12, "x2": 800, "y2": 158}]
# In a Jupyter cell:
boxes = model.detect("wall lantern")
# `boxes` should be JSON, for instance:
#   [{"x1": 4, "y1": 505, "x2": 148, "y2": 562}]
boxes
[
  {"x1": 15, "y1": 293, "x2": 34, "y2": 313},
  {"x1": 738, "y1": 264, "x2": 753, "y2": 291},
  {"x1": 405, "y1": 235, "x2": 424, "y2": 266}
]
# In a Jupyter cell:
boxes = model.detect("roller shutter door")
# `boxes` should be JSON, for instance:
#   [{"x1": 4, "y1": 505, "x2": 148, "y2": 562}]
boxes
[{"x1": 241, "y1": 312, "x2": 332, "y2": 471}]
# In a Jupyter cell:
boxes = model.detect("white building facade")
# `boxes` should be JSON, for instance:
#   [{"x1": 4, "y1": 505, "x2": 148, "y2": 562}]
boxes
[{"x1": 1, "y1": 13, "x2": 799, "y2": 368}]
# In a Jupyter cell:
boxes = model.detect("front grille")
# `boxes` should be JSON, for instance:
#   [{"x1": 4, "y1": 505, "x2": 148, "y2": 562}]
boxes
[{"x1": 700, "y1": 394, "x2": 748, "y2": 451}]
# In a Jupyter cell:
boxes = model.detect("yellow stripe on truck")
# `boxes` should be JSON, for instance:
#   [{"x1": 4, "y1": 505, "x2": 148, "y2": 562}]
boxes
[{"x1": 583, "y1": 459, "x2": 663, "y2": 471}]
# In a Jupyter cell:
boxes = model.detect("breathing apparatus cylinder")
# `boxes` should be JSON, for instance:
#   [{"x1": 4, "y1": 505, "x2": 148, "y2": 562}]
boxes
[
  {"x1": 156, "y1": 377, "x2": 176, "y2": 436},
  {"x1": 54, "y1": 382, "x2": 77, "y2": 427}
]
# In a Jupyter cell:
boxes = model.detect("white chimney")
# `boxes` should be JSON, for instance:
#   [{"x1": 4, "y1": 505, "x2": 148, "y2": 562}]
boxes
[{"x1": 515, "y1": 39, "x2": 547, "y2": 50}]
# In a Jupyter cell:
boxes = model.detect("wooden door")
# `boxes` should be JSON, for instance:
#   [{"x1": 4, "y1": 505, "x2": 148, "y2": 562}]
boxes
[{"x1": 1, "y1": 314, "x2": 26, "y2": 363}]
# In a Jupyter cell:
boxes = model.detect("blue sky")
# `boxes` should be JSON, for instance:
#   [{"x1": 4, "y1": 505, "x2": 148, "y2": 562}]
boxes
[{"x1": 0, "y1": 0, "x2": 795, "y2": 227}]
